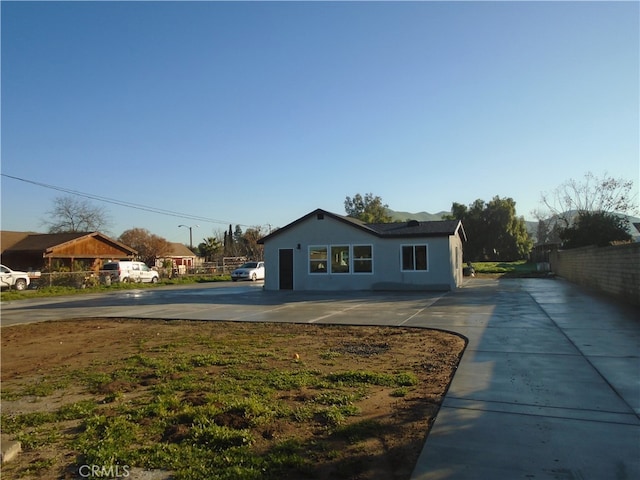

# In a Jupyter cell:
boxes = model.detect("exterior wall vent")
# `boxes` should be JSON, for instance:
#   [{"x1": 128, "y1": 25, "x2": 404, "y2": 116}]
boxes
[{"x1": 317, "y1": 213, "x2": 324, "y2": 220}]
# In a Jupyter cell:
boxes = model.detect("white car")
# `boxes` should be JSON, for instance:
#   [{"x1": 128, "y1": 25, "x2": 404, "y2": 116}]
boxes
[
  {"x1": 102, "y1": 261, "x2": 159, "y2": 283},
  {"x1": 231, "y1": 262, "x2": 265, "y2": 282}
]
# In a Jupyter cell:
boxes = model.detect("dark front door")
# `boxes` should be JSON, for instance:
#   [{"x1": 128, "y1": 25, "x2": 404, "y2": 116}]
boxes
[{"x1": 279, "y1": 249, "x2": 294, "y2": 290}]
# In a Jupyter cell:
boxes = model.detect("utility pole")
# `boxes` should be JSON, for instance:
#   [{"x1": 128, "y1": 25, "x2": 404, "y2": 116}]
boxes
[{"x1": 178, "y1": 224, "x2": 199, "y2": 250}]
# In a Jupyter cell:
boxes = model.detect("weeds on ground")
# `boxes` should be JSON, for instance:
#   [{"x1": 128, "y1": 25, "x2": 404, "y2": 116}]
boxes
[{"x1": 1, "y1": 323, "x2": 446, "y2": 480}]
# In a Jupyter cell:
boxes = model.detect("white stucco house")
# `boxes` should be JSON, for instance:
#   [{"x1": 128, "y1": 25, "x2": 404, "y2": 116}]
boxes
[{"x1": 258, "y1": 208, "x2": 467, "y2": 291}]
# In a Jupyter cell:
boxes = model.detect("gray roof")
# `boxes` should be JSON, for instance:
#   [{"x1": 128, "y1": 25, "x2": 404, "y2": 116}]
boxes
[
  {"x1": 366, "y1": 219, "x2": 465, "y2": 238},
  {"x1": 259, "y1": 209, "x2": 466, "y2": 244}
]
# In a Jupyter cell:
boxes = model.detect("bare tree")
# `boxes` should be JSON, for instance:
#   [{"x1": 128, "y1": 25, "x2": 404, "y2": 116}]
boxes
[
  {"x1": 242, "y1": 226, "x2": 264, "y2": 260},
  {"x1": 42, "y1": 196, "x2": 111, "y2": 233},
  {"x1": 536, "y1": 172, "x2": 637, "y2": 228}
]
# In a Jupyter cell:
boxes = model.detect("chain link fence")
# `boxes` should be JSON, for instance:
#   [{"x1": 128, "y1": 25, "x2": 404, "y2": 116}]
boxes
[
  {"x1": 8, "y1": 257, "x2": 259, "y2": 291},
  {"x1": 29, "y1": 267, "x2": 231, "y2": 290}
]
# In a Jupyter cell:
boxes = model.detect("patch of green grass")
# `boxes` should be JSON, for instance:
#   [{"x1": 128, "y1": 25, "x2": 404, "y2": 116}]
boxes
[
  {"x1": 313, "y1": 391, "x2": 360, "y2": 406},
  {"x1": 1, "y1": 411, "x2": 56, "y2": 433},
  {"x1": 2, "y1": 401, "x2": 98, "y2": 451},
  {"x1": 326, "y1": 370, "x2": 418, "y2": 387},
  {"x1": 333, "y1": 419, "x2": 383, "y2": 443},
  {"x1": 291, "y1": 405, "x2": 314, "y2": 422},
  {"x1": 266, "y1": 369, "x2": 321, "y2": 390},
  {"x1": 23, "y1": 376, "x2": 72, "y2": 396},
  {"x1": 22, "y1": 457, "x2": 56, "y2": 475},
  {"x1": 129, "y1": 393, "x2": 183, "y2": 421},
  {"x1": 189, "y1": 420, "x2": 254, "y2": 450},
  {"x1": 390, "y1": 386, "x2": 410, "y2": 397},
  {"x1": 319, "y1": 350, "x2": 341, "y2": 360},
  {"x1": 80, "y1": 371, "x2": 113, "y2": 392},
  {"x1": 473, "y1": 261, "x2": 541, "y2": 276},
  {"x1": 57, "y1": 400, "x2": 98, "y2": 420},
  {"x1": 14, "y1": 428, "x2": 61, "y2": 449},
  {"x1": 75, "y1": 414, "x2": 140, "y2": 465},
  {"x1": 0, "y1": 389, "x2": 21, "y2": 401},
  {"x1": 317, "y1": 405, "x2": 360, "y2": 427}
]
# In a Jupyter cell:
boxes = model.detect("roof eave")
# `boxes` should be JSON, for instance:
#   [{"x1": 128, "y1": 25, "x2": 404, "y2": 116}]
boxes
[{"x1": 454, "y1": 221, "x2": 468, "y2": 243}]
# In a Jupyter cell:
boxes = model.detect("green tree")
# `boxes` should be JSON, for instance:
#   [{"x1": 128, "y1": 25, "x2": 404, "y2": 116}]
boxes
[
  {"x1": 535, "y1": 218, "x2": 562, "y2": 245},
  {"x1": 198, "y1": 236, "x2": 222, "y2": 262},
  {"x1": 224, "y1": 224, "x2": 234, "y2": 256},
  {"x1": 560, "y1": 211, "x2": 632, "y2": 248},
  {"x1": 444, "y1": 196, "x2": 533, "y2": 261},
  {"x1": 344, "y1": 193, "x2": 392, "y2": 223},
  {"x1": 233, "y1": 225, "x2": 243, "y2": 242}
]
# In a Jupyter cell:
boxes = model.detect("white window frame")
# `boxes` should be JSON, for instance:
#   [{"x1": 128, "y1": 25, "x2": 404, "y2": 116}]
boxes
[
  {"x1": 401, "y1": 244, "x2": 429, "y2": 272},
  {"x1": 309, "y1": 245, "x2": 328, "y2": 274},
  {"x1": 352, "y1": 244, "x2": 374, "y2": 274},
  {"x1": 330, "y1": 245, "x2": 350, "y2": 274},
  {"x1": 308, "y1": 244, "x2": 374, "y2": 275}
]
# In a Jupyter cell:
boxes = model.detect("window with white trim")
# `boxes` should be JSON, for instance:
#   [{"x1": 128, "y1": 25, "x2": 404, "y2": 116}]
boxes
[
  {"x1": 353, "y1": 245, "x2": 373, "y2": 273},
  {"x1": 401, "y1": 244, "x2": 428, "y2": 271},
  {"x1": 309, "y1": 246, "x2": 328, "y2": 273},
  {"x1": 331, "y1": 246, "x2": 350, "y2": 273},
  {"x1": 308, "y1": 244, "x2": 373, "y2": 274}
]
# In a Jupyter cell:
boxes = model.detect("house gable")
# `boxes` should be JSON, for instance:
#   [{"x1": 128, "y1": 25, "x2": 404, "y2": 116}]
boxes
[
  {"x1": 0, "y1": 231, "x2": 136, "y2": 271},
  {"x1": 156, "y1": 242, "x2": 198, "y2": 269},
  {"x1": 258, "y1": 209, "x2": 378, "y2": 244},
  {"x1": 42, "y1": 233, "x2": 137, "y2": 259}
]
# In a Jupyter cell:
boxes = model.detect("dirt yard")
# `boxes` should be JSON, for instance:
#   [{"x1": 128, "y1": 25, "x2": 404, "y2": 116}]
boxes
[{"x1": 1, "y1": 318, "x2": 466, "y2": 480}]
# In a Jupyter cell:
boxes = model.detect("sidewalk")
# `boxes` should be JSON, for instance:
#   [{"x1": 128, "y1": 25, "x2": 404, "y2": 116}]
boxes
[{"x1": 408, "y1": 278, "x2": 639, "y2": 480}]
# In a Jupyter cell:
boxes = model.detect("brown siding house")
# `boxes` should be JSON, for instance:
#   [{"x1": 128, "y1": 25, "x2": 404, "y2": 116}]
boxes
[{"x1": 0, "y1": 231, "x2": 137, "y2": 271}]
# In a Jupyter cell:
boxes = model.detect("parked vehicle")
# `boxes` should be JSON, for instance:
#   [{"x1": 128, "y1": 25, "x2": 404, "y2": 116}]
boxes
[
  {"x1": 463, "y1": 262, "x2": 475, "y2": 277},
  {"x1": 231, "y1": 261, "x2": 265, "y2": 282},
  {"x1": 102, "y1": 261, "x2": 159, "y2": 283},
  {"x1": 0, "y1": 264, "x2": 31, "y2": 291}
]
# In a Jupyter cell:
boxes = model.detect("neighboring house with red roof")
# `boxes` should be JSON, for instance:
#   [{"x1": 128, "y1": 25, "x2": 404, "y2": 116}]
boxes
[
  {"x1": 0, "y1": 231, "x2": 136, "y2": 272},
  {"x1": 258, "y1": 208, "x2": 466, "y2": 291}
]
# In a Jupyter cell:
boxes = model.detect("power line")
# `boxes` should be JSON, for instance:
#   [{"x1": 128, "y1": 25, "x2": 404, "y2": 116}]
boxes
[{"x1": 1, "y1": 173, "x2": 247, "y2": 226}]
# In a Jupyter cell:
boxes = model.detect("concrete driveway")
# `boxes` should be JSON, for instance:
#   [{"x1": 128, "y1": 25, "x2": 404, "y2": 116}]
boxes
[
  {"x1": 407, "y1": 278, "x2": 639, "y2": 480},
  {"x1": 1, "y1": 278, "x2": 638, "y2": 480}
]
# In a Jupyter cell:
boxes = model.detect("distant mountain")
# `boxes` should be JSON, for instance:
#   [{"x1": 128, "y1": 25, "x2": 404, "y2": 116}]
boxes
[{"x1": 386, "y1": 209, "x2": 451, "y2": 222}]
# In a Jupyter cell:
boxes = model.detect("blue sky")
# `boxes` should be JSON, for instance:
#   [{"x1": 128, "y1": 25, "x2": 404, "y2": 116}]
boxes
[{"x1": 2, "y1": 1, "x2": 638, "y2": 244}]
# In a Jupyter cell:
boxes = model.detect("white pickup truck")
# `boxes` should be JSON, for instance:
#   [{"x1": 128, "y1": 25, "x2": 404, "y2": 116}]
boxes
[{"x1": 0, "y1": 264, "x2": 31, "y2": 291}]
